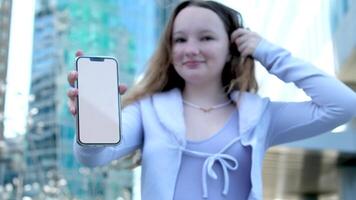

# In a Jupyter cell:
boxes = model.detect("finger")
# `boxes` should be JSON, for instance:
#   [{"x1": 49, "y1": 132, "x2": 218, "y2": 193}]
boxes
[
  {"x1": 119, "y1": 84, "x2": 128, "y2": 95},
  {"x1": 67, "y1": 88, "x2": 78, "y2": 100},
  {"x1": 67, "y1": 89, "x2": 78, "y2": 115},
  {"x1": 231, "y1": 28, "x2": 250, "y2": 43},
  {"x1": 68, "y1": 50, "x2": 82, "y2": 116},
  {"x1": 67, "y1": 100, "x2": 77, "y2": 115},
  {"x1": 69, "y1": 50, "x2": 83, "y2": 87},
  {"x1": 231, "y1": 30, "x2": 241, "y2": 43},
  {"x1": 67, "y1": 71, "x2": 78, "y2": 87},
  {"x1": 238, "y1": 43, "x2": 249, "y2": 57},
  {"x1": 76, "y1": 50, "x2": 84, "y2": 57},
  {"x1": 235, "y1": 34, "x2": 251, "y2": 56},
  {"x1": 235, "y1": 34, "x2": 250, "y2": 47}
]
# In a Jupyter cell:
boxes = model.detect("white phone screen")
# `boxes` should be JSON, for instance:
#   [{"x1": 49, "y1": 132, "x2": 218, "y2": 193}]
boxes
[{"x1": 76, "y1": 56, "x2": 121, "y2": 145}]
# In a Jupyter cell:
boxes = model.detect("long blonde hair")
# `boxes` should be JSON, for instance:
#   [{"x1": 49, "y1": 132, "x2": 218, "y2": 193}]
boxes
[{"x1": 122, "y1": 0, "x2": 258, "y2": 108}]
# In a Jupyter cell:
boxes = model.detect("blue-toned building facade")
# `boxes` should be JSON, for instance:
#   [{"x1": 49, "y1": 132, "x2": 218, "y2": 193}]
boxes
[{"x1": 27, "y1": 0, "x2": 177, "y2": 199}]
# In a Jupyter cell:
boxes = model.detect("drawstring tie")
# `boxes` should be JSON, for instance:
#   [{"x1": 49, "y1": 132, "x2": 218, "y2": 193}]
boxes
[{"x1": 178, "y1": 136, "x2": 241, "y2": 198}]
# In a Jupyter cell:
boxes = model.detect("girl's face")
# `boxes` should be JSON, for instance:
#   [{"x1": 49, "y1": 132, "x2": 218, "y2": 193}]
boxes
[{"x1": 172, "y1": 6, "x2": 230, "y2": 86}]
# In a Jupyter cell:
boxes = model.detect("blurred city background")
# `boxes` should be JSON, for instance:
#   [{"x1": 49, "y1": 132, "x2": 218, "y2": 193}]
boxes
[{"x1": 0, "y1": 0, "x2": 355, "y2": 199}]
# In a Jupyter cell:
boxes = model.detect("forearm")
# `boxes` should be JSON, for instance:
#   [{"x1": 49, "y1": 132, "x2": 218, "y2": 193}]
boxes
[
  {"x1": 254, "y1": 39, "x2": 356, "y2": 120},
  {"x1": 73, "y1": 139, "x2": 139, "y2": 167}
]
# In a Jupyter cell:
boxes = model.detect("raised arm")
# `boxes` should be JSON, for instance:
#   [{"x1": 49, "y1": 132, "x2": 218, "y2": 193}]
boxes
[
  {"x1": 232, "y1": 28, "x2": 356, "y2": 147},
  {"x1": 253, "y1": 39, "x2": 356, "y2": 147}
]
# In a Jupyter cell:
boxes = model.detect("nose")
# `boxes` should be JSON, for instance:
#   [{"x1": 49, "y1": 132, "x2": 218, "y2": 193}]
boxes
[{"x1": 183, "y1": 40, "x2": 200, "y2": 57}]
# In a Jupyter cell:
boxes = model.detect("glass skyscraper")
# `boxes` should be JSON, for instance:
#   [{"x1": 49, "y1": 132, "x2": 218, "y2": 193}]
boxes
[
  {"x1": 26, "y1": 0, "x2": 176, "y2": 199},
  {"x1": 0, "y1": 0, "x2": 12, "y2": 139}
]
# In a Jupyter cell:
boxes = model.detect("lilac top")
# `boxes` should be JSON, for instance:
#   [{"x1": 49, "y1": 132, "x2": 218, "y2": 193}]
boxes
[
  {"x1": 73, "y1": 39, "x2": 356, "y2": 200},
  {"x1": 174, "y1": 110, "x2": 252, "y2": 199}
]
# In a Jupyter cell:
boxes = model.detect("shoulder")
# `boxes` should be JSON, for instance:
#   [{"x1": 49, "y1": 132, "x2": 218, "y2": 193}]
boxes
[
  {"x1": 129, "y1": 88, "x2": 181, "y2": 104},
  {"x1": 230, "y1": 91, "x2": 270, "y2": 109},
  {"x1": 125, "y1": 88, "x2": 182, "y2": 110},
  {"x1": 152, "y1": 88, "x2": 181, "y2": 99},
  {"x1": 230, "y1": 91, "x2": 271, "y2": 133}
]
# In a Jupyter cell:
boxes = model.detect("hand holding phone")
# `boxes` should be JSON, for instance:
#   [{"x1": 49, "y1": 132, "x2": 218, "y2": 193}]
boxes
[{"x1": 75, "y1": 56, "x2": 121, "y2": 145}]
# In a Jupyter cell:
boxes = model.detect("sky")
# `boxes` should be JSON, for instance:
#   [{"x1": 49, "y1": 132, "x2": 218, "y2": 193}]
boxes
[{"x1": 4, "y1": 0, "x2": 35, "y2": 138}]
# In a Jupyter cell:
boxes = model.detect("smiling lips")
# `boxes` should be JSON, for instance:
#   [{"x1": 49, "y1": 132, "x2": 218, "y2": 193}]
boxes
[{"x1": 183, "y1": 60, "x2": 204, "y2": 68}]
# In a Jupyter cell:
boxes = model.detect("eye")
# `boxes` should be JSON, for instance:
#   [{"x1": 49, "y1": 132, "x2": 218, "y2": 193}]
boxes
[
  {"x1": 201, "y1": 36, "x2": 214, "y2": 41},
  {"x1": 173, "y1": 37, "x2": 186, "y2": 43}
]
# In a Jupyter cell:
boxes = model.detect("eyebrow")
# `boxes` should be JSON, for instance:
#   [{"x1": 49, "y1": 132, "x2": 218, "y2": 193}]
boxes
[{"x1": 173, "y1": 29, "x2": 215, "y2": 35}]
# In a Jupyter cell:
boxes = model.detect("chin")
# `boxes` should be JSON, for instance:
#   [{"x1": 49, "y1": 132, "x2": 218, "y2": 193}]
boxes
[
  {"x1": 177, "y1": 69, "x2": 209, "y2": 84},
  {"x1": 183, "y1": 76, "x2": 206, "y2": 85}
]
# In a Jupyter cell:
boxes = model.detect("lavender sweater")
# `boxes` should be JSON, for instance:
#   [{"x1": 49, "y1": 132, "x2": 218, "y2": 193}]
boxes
[{"x1": 73, "y1": 40, "x2": 356, "y2": 200}]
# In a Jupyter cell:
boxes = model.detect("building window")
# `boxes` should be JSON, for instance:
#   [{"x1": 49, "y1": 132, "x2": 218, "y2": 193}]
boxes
[{"x1": 341, "y1": 0, "x2": 349, "y2": 14}]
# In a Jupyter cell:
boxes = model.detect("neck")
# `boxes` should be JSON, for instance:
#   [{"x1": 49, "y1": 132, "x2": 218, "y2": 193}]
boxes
[{"x1": 182, "y1": 82, "x2": 229, "y2": 107}]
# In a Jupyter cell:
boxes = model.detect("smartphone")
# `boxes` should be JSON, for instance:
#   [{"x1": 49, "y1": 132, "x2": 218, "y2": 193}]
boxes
[{"x1": 75, "y1": 56, "x2": 121, "y2": 145}]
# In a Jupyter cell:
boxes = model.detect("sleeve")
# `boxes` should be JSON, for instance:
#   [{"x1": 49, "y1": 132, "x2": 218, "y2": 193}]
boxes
[
  {"x1": 73, "y1": 101, "x2": 144, "y2": 167},
  {"x1": 253, "y1": 39, "x2": 356, "y2": 147}
]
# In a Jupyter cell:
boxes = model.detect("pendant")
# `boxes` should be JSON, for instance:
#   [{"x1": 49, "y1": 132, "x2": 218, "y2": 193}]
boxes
[{"x1": 200, "y1": 107, "x2": 213, "y2": 112}]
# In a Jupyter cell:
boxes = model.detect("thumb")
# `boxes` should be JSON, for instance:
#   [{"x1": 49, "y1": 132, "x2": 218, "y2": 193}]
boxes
[{"x1": 75, "y1": 50, "x2": 84, "y2": 57}]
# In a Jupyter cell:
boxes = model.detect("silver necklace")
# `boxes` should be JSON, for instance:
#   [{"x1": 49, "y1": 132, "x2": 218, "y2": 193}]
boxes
[{"x1": 183, "y1": 99, "x2": 232, "y2": 113}]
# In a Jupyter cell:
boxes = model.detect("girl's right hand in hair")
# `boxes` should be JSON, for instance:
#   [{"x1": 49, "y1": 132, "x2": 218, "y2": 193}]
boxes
[
  {"x1": 67, "y1": 50, "x2": 127, "y2": 116},
  {"x1": 231, "y1": 28, "x2": 262, "y2": 57}
]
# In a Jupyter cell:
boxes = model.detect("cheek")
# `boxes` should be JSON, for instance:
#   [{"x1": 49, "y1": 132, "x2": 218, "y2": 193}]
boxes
[
  {"x1": 172, "y1": 48, "x2": 183, "y2": 75},
  {"x1": 216, "y1": 46, "x2": 230, "y2": 64},
  {"x1": 172, "y1": 62, "x2": 185, "y2": 81},
  {"x1": 206, "y1": 50, "x2": 228, "y2": 66},
  {"x1": 172, "y1": 47, "x2": 182, "y2": 64}
]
